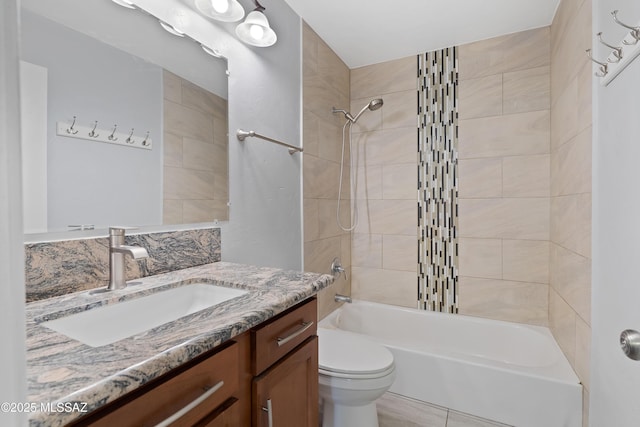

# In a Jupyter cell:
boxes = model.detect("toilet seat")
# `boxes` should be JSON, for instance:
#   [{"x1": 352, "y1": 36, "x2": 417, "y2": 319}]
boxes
[{"x1": 318, "y1": 328, "x2": 394, "y2": 379}]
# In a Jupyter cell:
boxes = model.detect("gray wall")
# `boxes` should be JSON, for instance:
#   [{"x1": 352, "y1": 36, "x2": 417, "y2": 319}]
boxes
[
  {"x1": 220, "y1": 0, "x2": 303, "y2": 271},
  {"x1": 21, "y1": 11, "x2": 163, "y2": 231}
]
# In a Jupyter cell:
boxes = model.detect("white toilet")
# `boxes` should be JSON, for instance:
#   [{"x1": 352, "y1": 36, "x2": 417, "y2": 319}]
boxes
[{"x1": 318, "y1": 328, "x2": 396, "y2": 427}]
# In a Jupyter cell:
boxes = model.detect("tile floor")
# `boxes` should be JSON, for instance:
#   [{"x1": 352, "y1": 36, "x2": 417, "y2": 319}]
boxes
[{"x1": 377, "y1": 392, "x2": 512, "y2": 427}]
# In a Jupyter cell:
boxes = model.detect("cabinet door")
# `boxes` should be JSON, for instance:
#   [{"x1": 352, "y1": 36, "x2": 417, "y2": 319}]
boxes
[{"x1": 252, "y1": 336, "x2": 318, "y2": 427}]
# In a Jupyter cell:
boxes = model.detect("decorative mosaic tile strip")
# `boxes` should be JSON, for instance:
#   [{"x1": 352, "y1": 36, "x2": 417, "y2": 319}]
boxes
[
  {"x1": 25, "y1": 228, "x2": 221, "y2": 302},
  {"x1": 417, "y1": 48, "x2": 459, "y2": 313}
]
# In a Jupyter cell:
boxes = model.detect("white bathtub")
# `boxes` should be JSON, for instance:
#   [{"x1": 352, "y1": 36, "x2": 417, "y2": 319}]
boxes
[{"x1": 319, "y1": 300, "x2": 582, "y2": 427}]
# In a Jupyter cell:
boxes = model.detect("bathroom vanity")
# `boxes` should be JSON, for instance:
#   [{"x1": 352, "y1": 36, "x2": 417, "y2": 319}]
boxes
[{"x1": 26, "y1": 263, "x2": 331, "y2": 426}]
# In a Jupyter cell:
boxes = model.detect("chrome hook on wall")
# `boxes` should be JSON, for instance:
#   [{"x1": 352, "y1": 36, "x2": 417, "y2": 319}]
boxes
[
  {"x1": 126, "y1": 128, "x2": 135, "y2": 144},
  {"x1": 88, "y1": 120, "x2": 100, "y2": 138},
  {"x1": 108, "y1": 124, "x2": 118, "y2": 141},
  {"x1": 612, "y1": 10, "x2": 640, "y2": 45},
  {"x1": 66, "y1": 116, "x2": 79, "y2": 134},
  {"x1": 597, "y1": 32, "x2": 623, "y2": 62},
  {"x1": 586, "y1": 49, "x2": 609, "y2": 77},
  {"x1": 141, "y1": 131, "x2": 150, "y2": 146}
]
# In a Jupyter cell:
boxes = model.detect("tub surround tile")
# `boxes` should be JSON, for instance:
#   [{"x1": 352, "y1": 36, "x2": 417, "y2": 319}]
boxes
[
  {"x1": 351, "y1": 267, "x2": 416, "y2": 308},
  {"x1": 549, "y1": 287, "x2": 577, "y2": 364},
  {"x1": 551, "y1": 193, "x2": 591, "y2": 258},
  {"x1": 550, "y1": 243, "x2": 591, "y2": 322},
  {"x1": 575, "y1": 315, "x2": 591, "y2": 390},
  {"x1": 382, "y1": 89, "x2": 417, "y2": 130},
  {"x1": 459, "y1": 238, "x2": 502, "y2": 280},
  {"x1": 351, "y1": 96, "x2": 384, "y2": 133},
  {"x1": 458, "y1": 27, "x2": 550, "y2": 80},
  {"x1": 502, "y1": 154, "x2": 550, "y2": 198},
  {"x1": 26, "y1": 262, "x2": 333, "y2": 427},
  {"x1": 355, "y1": 199, "x2": 416, "y2": 236},
  {"x1": 458, "y1": 158, "x2": 502, "y2": 199},
  {"x1": 25, "y1": 228, "x2": 221, "y2": 302},
  {"x1": 352, "y1": 233, "x2": 383, "y2": 268},
  {"x1": 382, "y1": 235, "x2": 417, "y2": 272},
  {"x1": 459, "y1": 277, "x2": 548, "y2": 326},
  {"x1": 354, "y1": 165, "x2": 383, "y2": 200},
  {"x1": 351, "y1": 56, "x2": 416, "y2": 100},
  {"x1": 551, "y1": 127, "x2": 592, "y2": 197},
  {"x1": 458, "y1": 75, "x2": 503, "y2": 119},
  {"x1": 502, "y1": 239, "x2": 550, "y2": 284},
  {"x1": 502, "y1": 66, "x2": 550, "y2": 114},
  {"x1": 382, "y1": 163, "x2": 417, "y2": 200}
]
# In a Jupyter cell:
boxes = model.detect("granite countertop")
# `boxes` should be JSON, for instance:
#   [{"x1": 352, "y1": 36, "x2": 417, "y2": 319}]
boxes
[{"x1": 26, "y1": 261, "x2": 333, "y2": 427}]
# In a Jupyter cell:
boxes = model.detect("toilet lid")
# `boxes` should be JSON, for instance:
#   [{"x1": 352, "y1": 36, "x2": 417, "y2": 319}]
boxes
[{"x1": 318, "y1": 328, "x2": 394, "y2": 375}]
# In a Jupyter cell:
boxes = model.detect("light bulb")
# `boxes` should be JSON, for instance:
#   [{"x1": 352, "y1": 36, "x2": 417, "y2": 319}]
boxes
[
  {"x1": 211, "y1": 0, "x2": 229, "y2": 14},
  {"x1": 249, "y1": 24, "x2": 264, "y2": 40}
]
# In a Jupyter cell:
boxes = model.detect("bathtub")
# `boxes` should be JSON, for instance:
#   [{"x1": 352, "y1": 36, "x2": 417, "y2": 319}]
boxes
[{"x1": 319, "y1": 300, "x2": 582, "y2": 427}]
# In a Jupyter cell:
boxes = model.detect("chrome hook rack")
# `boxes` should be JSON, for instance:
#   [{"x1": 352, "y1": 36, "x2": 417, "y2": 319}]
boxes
[{"x1": 56, "y1": 119, "x2": 152, "y2": 150}]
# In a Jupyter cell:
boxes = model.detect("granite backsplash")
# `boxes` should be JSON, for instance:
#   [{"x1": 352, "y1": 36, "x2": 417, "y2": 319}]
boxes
[{"x1": 25, "y1": 228, "x2": 221, "y2": 302}]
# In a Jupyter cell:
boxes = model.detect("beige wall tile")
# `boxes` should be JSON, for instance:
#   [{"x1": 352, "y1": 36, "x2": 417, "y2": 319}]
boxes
[
  {"x1": 551, "y1": 78, "x2": 578, "y2": 150},
  {"x1": 355, "y1": 199, "x2": 416, "y2": 236},
  {"x1": 164, "y1": 132, "x2": 183, "y2": 167},
  {"x1": 350, "y1": 96, "x2": 383, "y2": 133},
  {"x1": 459, "y1": 277, "x2": 548, "y2": 325},
  {"x1": 317, "y1": 118, "x2": 343, "y2": 163},
  {"x1": 503, "y1": 239, "x2": 549, "y2": 284},
  {"x1": 163, "y1": 167, "x2": 215, "y2": 200},
  {"x1": 164, "y1": 99, "x2": 214, "y2": 144},
  {"x1": 304, "y1": 236, "x2": 341, "y2": 274},
  {"x1": 551, "y1": 193, "x2": 591, "y2": 258},
  {"x1": 503, "y1": 66, "x2": 550, "y2": 114},
  {"x1": 317, "y1": 268, "x2": 350, "y2": 320},
  {"x1": 550, "y1": 243, "x2": 591, "y2": 323},
  {"x1": 382, "y1": 163, "x2": 416, "y2": 200},
  {"x1": 302, "y1": 23, "x2": 318, "y2": 78},
  {"x1": 354, "y1": 165, "x2": 383, "y2": 200},
  {"x1": 351, "y1": 266, "x2": 417, "y2": 308},
  {"x1": 182, "y1": 138, "x2": 224, "y2": 172},
  {"x1": 577, "y1": 61, "x2": 592, "y2": 131},
  {"x1": 341, "y1": 233, "x2": 351, "y2": 267},
  {"x1": 163, "y1": 200, "x2": 182, "y2": 224},
  {"x1": 459, "y1": 198, "x2": 549, "y2": 240},
  {"x1": 303, "y1": 111, "x2": 320, "y2": 156},
  {"x1": 458, "y1": 158, "x2": 502, "y2": 198},
  {"x1": 382, "y1": 235, "x2": 416, "y2": 272},
  {"x1": 459, "y1": 110, "x2": 550, "y2": 159},
  {"x1": 162, "y1": 70, "x2": 182, "y2": 103},
  {"x1": 212, "y1": 114, "x2": 228, "y2": 147},
  {"x1": 303, "y1": 154, "x2": 340, "y2": 199},
  {"x1": 458, "y1": 75, "x2": 502, "y2": 119},
  {"x1": 181, "y1": 80, "x2": 227, "y2": 117},
  {"x1": 502, "y1": 154, "x2": 550, "y2": 197},
  {"x1": 353, "y1": 127, "x2": 416, "y2": 166},
  {"x1": 382, "y1": 90, "x2": 417, "y2": 129},
  {"x1": 182, "y1": 199, "x2": 225, "y2": 223},
  {"x1": 304, "y1": 74, "x2": 350, "y2": 125},
  {"x1": 351, "y1": 56, "x2": 416, "y2": 100},
  {"x1": 318, "y1": 199, "x2": 349, "y2": 240},
  {"x1": 575, "y1": 315, "x2": 591, "y2": 390},
  {"x1": 459, "y1": 238, "x2": 502, "y2": 279},
  {"x1": 551, "y1": 0, "x2": 583, "y2": 58},
  {"x1": 459, "y1": 27, "x2": 550, "y2": 80},
  {"x1": 551, "y1": 127, "x2": 591, "y2": 196},
  {"x1": 549, "y1": 287, "x2": 576, "y2": 364},
  {"x1": 304, "y1": 198, "x2": 319, "y2": 242},
  {"x1": 550, "y1": 0, "x2": 591, "y2": 102},
  {"x1": 317, "y1": 37, "x2": 350, "y2": 96},
  {"x1": 352, "y1": 233, "x2": 383, "y2": 268},
  {"x1": 582, "y1": 389, "x2": 590, "y2": 427}
]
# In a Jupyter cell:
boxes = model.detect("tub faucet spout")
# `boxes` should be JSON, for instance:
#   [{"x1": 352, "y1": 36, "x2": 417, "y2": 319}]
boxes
[{"x1": 107, "y1": 227, "x2": 149, "y2": 291}]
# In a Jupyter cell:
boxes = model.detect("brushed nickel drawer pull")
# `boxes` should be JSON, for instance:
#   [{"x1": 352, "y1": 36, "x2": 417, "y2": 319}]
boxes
[
  {"x1": 261, "y1": 399, "x2": 273, "y2": 427},
  {"x1": 276, "y1": 321, "x2": 314, "y2": 347},
  {"x1": 154, "y1": 380, "x2": 224, "y2": 427}
]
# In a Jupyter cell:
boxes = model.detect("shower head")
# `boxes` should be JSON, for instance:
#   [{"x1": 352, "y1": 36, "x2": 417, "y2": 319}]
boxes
[{"x1": 331, "y1": 98, "x2": 384, "y2": 124}]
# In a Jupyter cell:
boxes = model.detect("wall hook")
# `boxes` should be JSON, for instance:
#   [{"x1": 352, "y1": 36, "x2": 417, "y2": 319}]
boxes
[
  {"x1": 88, "y1": 120, "x2": 100, "y2": 138},
  {"x1": 611, "y1": 10, "x2": 640, "y2": 45},
  {"x1": 126, "y1": 128, "x2": 135, "y2": 144},
  {"x1": 141, "y1": 131, "x2": 150, "y2": 146},
  {"x1": 597, "y1": 32, "x2": 623, "y2": 62},
  {"x1": 66, "y1": 116, "x2": 79, "y2": 134},
  {"x1": 586, "y1": 49, "x2": 609, "y2": 77},
  {"x1": 108, "y1": 124, "x2": 118, "y2": 141}
]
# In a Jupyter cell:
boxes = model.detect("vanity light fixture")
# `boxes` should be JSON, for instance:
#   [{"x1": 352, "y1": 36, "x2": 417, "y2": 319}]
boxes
[
  {"x1": 195, "y1": 0, "x2": 245, "y2": 23},
  {"x1": 235, "y1": 0, "x2": 277, "y2": 47},
  {"x1": 111, "y1": 0, "x2": 135, "y2": 9},
  {"x1": 201, "y1": 44, "x2": 223, "y2": 58},
  {"x1": 159, "y1": 19, "x2": 185, "y2": 37}
]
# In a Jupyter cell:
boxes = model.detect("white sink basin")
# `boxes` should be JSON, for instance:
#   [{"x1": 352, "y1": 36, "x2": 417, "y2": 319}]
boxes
[{"x1": 41, "y1": 283, "x2": 248, "y2": 347}]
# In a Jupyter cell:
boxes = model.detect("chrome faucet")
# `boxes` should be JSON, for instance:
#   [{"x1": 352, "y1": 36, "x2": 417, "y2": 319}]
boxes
[{"x1": 108, "y1": 227, "x2": 149, "y2": 291}]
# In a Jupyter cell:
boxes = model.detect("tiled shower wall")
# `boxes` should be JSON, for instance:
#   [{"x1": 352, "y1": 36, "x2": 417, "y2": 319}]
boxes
[
  {"x1": 549, "y1": 0, "x2": 592, "y2": 422},
  {"x1": 162, "y1": 70, "x2": 229, "y2": 224},
  {"x1": 302, "y1": 23, "x2": 351, "y2": 319},
  {"x1": 457, "y1": 28, "x2": 551, "y2": 325},
  {"x1": 349, "y1": 57, "x2": 418, "y2": 308}
]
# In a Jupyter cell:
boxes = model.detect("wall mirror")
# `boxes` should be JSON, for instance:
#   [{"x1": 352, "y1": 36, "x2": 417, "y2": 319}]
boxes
[{"x1": 20, "y1": 0, "x2": 230, "y2": 236}]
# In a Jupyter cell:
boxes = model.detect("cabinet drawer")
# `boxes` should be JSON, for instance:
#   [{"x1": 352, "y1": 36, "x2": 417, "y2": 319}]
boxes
[
  {"x1": 252, "y1": 298, "x2": 317, "y2": 375},
  {"x1": 80, "y1": 341, "x2": 239, "y2": 427}
]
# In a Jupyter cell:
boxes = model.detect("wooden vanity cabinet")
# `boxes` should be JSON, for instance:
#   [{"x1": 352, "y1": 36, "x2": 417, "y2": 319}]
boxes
[
  {"x1": 68, "y1": 297, "x2": 318, "y2": 427},
  {"x1": 251, "y1": 297, "x2": 319, "y2": 427}
]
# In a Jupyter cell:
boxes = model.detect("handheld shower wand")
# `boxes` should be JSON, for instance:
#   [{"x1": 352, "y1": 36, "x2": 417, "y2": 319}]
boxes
[{"x1": 331, "y1": 98, "x2": 384, "y2": 232}]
